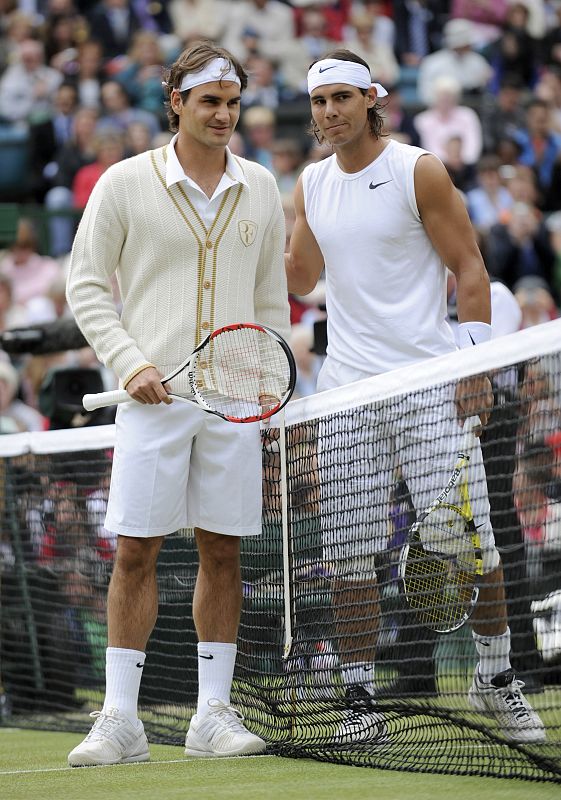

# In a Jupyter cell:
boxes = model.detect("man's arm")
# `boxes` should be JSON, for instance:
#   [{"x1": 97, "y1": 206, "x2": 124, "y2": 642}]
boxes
[
  {"x1": 415, "y1": 153, "x2": 493, "y2": 429},
  {"x1": 285, "y1": 174, "x2": 325, "y2": 296}
]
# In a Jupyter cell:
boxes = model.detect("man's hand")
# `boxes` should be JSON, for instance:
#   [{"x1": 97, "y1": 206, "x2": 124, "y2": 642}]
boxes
[
  {"x1": 125, "y1": 366, "x2": 173, "y2": 405},
  {"x1": 455, "y1": 375, "x2": 494, "y2": 435},
  {"x1": 259, "y1": 393, "x2": 279, "y2": 416}
]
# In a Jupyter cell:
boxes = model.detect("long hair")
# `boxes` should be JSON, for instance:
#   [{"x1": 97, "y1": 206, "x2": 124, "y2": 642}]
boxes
[
  {"x1": 308, "y1": 48, "x2": 386, "y2": 144},
  {"x1": 163, "y1": 41, "x2": 248, "y2": 133}
]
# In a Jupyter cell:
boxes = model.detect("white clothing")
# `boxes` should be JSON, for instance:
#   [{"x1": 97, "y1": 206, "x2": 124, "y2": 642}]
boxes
[
  {"x1": 301, "y1": 139, "x2": 457, "y2": 377},
  {"x1": 67, "y1": 145, "x2": 290, "y2": 390},
  {"x1": 105, "y1": 399, "x2": 262, "y2": 537},
  {"x1": 417, "y1": 50, "x2": 492, "y2": 107},
  {"x1": 317, "y1": 356, "x2": 500, "y2": 574}
]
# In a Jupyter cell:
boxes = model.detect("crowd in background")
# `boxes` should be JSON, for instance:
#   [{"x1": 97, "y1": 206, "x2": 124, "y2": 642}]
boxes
[{"x1": 0, "y1": 0, "x2": 560, "y2": 690}]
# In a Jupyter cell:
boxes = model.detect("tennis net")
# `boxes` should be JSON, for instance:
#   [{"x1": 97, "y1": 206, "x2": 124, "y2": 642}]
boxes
[{"x1": 0, "y1": 320, "x2": 560, "y2": 781}]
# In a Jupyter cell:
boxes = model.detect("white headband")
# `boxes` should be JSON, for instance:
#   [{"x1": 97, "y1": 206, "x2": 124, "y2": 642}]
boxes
[
  {"x1": 177, "y1": 58, "x2": 241, "y2": 93},
  {"x1": 307, "y1": 58, "x2": 388, "y2": 98}
]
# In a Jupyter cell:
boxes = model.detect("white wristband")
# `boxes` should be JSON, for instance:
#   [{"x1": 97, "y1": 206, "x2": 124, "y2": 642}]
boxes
[{"x1": 457, "y1": 321, "x2": 492, "y2": 348}]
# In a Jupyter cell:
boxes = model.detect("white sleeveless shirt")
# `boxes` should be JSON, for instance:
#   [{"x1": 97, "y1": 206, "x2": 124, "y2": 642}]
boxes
[{"x1": 302, "y1": 138, "x2": 457, "y2": 376}]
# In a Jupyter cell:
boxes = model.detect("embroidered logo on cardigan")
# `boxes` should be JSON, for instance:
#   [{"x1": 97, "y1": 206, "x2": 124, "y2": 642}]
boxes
[{"x1": 238, "y1": 220, "x2": 257, "y2": 246}]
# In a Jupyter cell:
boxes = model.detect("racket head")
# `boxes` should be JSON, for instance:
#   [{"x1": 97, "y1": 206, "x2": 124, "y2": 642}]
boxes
[
  {"x1": 399, "y1": 503, "x2": 483, "y2": 634},
  {"x1": 188, "y1": 323, "x2": 296, "y2": 423}
]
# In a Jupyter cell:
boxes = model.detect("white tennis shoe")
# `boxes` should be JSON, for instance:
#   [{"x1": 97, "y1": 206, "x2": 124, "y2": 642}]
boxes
[
  {"x1": 67, "y1": 708, "x2": 150, "y2": 766},
  {"x1": 335, "y1": 685, "x2": 389, "y2": 745},
  {"x1": 185, "y1": 699, "x2": 266, "y2": 757},
  {"x1": 468, "y1": 667, "x2": 546, "y2": 743}
]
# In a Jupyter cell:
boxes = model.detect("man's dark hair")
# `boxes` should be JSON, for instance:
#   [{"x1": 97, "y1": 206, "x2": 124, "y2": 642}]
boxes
[
  {"x1": 163, "y1": 41, "x2": 248, "y2": 133},
  {"x1": 308, "y1": 48, "x2": 386, "y2": 143}
]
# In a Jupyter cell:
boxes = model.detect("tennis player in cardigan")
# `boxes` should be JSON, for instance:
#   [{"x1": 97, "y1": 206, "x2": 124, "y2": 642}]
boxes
[
  {"x1": 66, "y1": 41, "x2": 290, "y2": 766},
  {"x1": 285, "y1": 49, "x2": 545, "y2": 745}
]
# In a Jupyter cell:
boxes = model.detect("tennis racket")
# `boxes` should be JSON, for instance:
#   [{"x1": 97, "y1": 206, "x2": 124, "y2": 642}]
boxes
[
  {"x1": 398, "y1": 419, "x2": 484, "y2": 634},
  {"x1": 82, "y1": 323, "x2": 296, "y2": 423}
]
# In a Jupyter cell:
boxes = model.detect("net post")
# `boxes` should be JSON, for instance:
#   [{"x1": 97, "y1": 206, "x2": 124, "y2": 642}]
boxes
[{"x1": 279, "y1": 409, "x2": 293, "y2": 660}]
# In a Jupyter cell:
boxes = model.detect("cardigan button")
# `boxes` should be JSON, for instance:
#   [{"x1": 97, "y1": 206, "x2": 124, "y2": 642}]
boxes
[
  {"x1": 201, "y1": 321, "x2": 210, "y2": 330},
  {"x1": 205, "y1": 240, "x2": 213, "y2": 249},
  {"x1": 203, "y1": 280, "x2": 211, "y2": 289}
]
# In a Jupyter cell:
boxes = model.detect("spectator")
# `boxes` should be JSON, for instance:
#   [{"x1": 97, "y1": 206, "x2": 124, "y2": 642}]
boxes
[
  {"x1": 28, "y1": 81, "x2": 79, "y2": 202},
  {"x1": 240, "y1": 53, "x2": 280, "y2": 110},
  {"x1": 449, "y1": 0, "x2": 508, "y2": 48},
  {"x1": 87, "y1": 0, "x2": 144, "y2": 63},
  {"x1": 222, "y1": 0, "x2": 295, "y2": 64},
  {"x1": 44, "y1": 106, "x2": 99, "y2": 257},
  {"x1": 393, "y1": 0, "x2": 448, "y2": 67},
  {"x1": 115, "y1": 31, "x2": 167, "y2": 121},
  {"x1": 0, "y1": 11, "x2": 38, "y2": 74},
  {"x1": 535, "y1": 69, "x2": 561, "y2": 135},
  {"x1": 345, "y1": 1, "x2": 395, "y2": 50},
  {"x1": 486, "y1": 201, "x2": 556, "y2": 294},
  {"x1": 0, "y1": 38, "x2": 63, "y2": 124},
  {"x1": 0, "y1": 358, "x2": 45, "y2": 433},
  {"x1": 480, "y1": 74, "x2": 527, "y2": 154},
  {"x1": 381, "y1": 85, "x2": 420, "y2": 146},
  {"x1": 342, "y1": 10, "x2": 400, "y2": 88},
  {"x1": 72, "y1": 131, "x2": 126, "y2": 210},
  {"x1": 291, "y1": 0, "x2": 353, "y2": 43},
  {"x1": 167, "y1": 0, "x2": 231, "y2": 44},
  {"x1": 467, "y1": 154, "x2": 515, "y2": 234},
  {"x1": 277, "y1": 7, "x2": 339, "y2": 98},
  {"x1": 442, "y1": 135, "x2": 477, "y2": 193},
  {"x1": 43, "y1": 11, "x2": 89, "y2": 72},
  {"x1": 0, "y1": 219, "x2": 62, "y2": 308},
  {"x1": 545, "y1": 210, "x2": 561, "y2": 298},
  {"x1": 540, "y1": 0, "x2": 561, "y2": 68},
  {"x1": 271, "y1": 138, "x2": 305, "y2": 194},
  {"x1": 485, "y1": 1, "x2": 541, "y2": 93},
  {"x1": 512, "y1": 98, "x2": 561, "y2": 206},
  {"x1": 241, "y1": 105, "x2": 276, "y2": 171},
  {"x1": 413, "y1": 75, "x2": 483, "y2": 166},
  {"x1": 0, "y1": 274, "x2": 29, "y2": 333},
  {"x1": 97, "y1": 79, "x2": 161, "y2": 138},
  {"x1": 124, "y1": 120, "x2": 153, "y2": 157},
  {"x1": 289, "y1": 322, "x2": 322, "y2": 398},
  {"x1": 65, "y1": 39, "x2": 106, "y2": 110},
  {"x1": 417, "y1": 18, "x2": 493, "y2": 107},
  {"x1": 514, "y1": 275, "x2": 559, "y2": 327}
]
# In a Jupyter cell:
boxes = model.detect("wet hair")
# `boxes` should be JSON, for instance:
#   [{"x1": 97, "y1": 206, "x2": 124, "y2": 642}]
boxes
[
  {"x1": 163, "y1": 40, "x2": 248, "y2": 133},
  {"x1": 308, "y1": 48, "x2": 386, "y2": 143}
]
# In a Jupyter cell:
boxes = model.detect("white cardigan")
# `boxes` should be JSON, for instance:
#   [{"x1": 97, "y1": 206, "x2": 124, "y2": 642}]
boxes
[{"x1": 67, "y1": 146, "x2": 290, "y2": 389}]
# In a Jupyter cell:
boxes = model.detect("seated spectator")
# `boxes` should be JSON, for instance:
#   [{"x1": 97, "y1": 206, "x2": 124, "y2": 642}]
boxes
[
  {"x1": 271, "y1": 139, "x2": 305, "y2": 194},
  {"x1": 241, "y1": 105, "x2": 276, "y2": 171},
  {"x1": 346, "y1": 1, "x2": 395, "y2": 49},
  {"x1": 514, "y1": 275, "x2": 559, "y2": 328},
  {"x1": 0, "y1": 38, "x2": 63, "y2": 124},
  {"x1": 0, "y1": 219, "x2": 62, "y2": 309},
  {"x1": 124, "y1": 120, "x2": 153, "y2": 157},
  {"x1": 0, "y1": 11, "x2": 38, "y2": 74},
  {"x1": 64, "y1": 40, "x2": 106, "y2": 110},
  {"x1": 485, "y1": 1, "x2": 541, "y2": 93},
  {"x1": 115, "y1": 31, "x2": 167, "y2": 122},
  {"x1": 535, "y1": 69, "x2": 561, "y2": 135},
  {"x1": 28, "y1": 81, "x2": 79, "y2": 202},
  {"x1": 413, "y1": 75, "x2": 483, "y2": 166},
  {"x1": 540, "y1": 0, "x2": 561, "y2": 70},
  {"x1": 381, "y1": 86, "x2": 420, "y2": 146},
  {"x1": 43, "y1": 10, "x2": 89, "y2": 72},
  {"x1": 44, "y1": 106, "x2": 99, "y2": 257},
  {"x1": 417, "y1": 17, "x2": 493, "y2": 106},
  {"x1": 97, "y1": 79, "x2": 161, "y2": 139},
  {"x1": 0, "y1": 274, "x2": 28, "y2": 332},
  {"x1": 449, "y1": 0, "x2": 507, "y2": 48},
  {"x1": 393, "y1": 0, "x2": 448, "y2": 67},
  {"x1": 480, "y1": 73, "x2": 528, "y2": 154},
  {"x1": 168, "y1": 0, "x2": 231, "y2": 44},
  {"x1": 72, "y1": 131, "x2": 126, "y2": 210},
  {"x1": 0, "y1": 357, "x2": 45, "y2": 432},
  {"x1": 342, "y1": 9, "x2": 400, "y2": 88},
  {"x1": 222, "y1": 0, "x2": 295, "y2": 63},
  {"x1": 486, "y1": 201, "x2": 557, "y2": 295},
  {"x1": 467, "y1": 154, "x2": 514, "y2": 234},
  {"x1": 240, "y1": 53, "x2": 280, "y2": 110},
  {"x1": 87, "y1": 0, "x2": 144, "y2": 63},
  {"x1": 512, "y1": 98, "x2": 561, "y2": 208},
  {"x1": 277, "y1": 7, "x2": 338, "y2": 98}
]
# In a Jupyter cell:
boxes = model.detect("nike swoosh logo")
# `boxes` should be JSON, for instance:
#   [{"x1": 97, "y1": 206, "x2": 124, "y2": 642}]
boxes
[
  {"x1": 136, "y1": 662, "x2": 144, "y2": 668},
  {"x1": 479, "y1": 642, "x2": 490, "y2": 647},
  {"x1": 199, "y1": 654, "x2": 214, "y2": 660},
  {"x1": 318, "y1": 65, "x2": 338, "y2": 73},
  {"x1": 469, "y1": 332, "x2": 476, "y2": 345},
  {"x1": 369, "y1": 180, "x2": 392, "y2": 190}
]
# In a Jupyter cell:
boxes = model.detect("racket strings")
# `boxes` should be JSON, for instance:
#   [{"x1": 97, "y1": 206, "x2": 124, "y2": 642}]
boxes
[{"x1": 193, "y1": 327, "x2": 292, "y2": 419}]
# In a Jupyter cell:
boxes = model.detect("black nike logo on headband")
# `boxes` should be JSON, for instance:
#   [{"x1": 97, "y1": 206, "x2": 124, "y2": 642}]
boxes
[{"x1": 318, "y1": 65, "x2": 338, "y2": 73}]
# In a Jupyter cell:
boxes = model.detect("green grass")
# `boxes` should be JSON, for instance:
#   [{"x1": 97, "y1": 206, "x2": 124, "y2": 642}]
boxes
[{"x1": 1, "y1": 730, "x2": 560, "y2": 800}]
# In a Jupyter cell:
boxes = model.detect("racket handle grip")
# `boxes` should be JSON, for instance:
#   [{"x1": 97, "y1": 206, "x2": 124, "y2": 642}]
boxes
[{"x1": 83, "y1": 389, "x2": 131, "y2": 411}]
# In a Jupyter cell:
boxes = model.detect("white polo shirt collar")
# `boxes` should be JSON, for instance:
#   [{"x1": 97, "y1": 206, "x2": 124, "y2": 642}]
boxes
[{"x1": 165, "y1": 133, "x2": 248, "y2": 201}]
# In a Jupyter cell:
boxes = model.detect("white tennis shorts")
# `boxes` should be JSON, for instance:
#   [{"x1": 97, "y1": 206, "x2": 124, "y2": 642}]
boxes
[
  {"x1": 104, "y1": 399, "x2": 263, "y2": 538},
  {"x1": 317, "y1": 356, "x2": 500, "y2": 577}
]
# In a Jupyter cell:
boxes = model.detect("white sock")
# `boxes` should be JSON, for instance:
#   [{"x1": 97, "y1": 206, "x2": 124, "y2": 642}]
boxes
[
  {"x1": 472, "y1": 628, "x2": 511, "y2": 684},
  {"x1": 197, "y1": 642, "x2": 237, "y2": 717},
  {"x1": 341, "y1": 661, "x2": 375, "y2": 694},
  {"x1": 103, "y1": 647, "x2": 145, "y2": 723}
]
